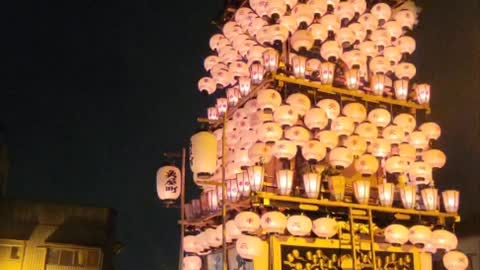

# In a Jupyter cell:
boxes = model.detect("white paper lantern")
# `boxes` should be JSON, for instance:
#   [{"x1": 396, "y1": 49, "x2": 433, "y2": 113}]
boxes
[
  {"x1": 302, "y1": 140, "x2": 327, "y2": 162},
  {"x1": 316, "y1": 130, "x2": 339, "y2": 150},
  {"x1": 286, "y1": 93, "x2": 311, "y2": 116},
  {"x1": 184, "y1": 235, "x2": 200, "y2": 253},
  {"x1": 354, "y1": 154, "x2": 379, "y2": 176},
  {"x1": 274, "y1": 105, "x2": 299, "y2": 127},
  {"x1": 234, "y1": 211, "x2": 261, "y2": 233},
  {"x1": 409, "y1": 225, "x2": 432, "y2": 248},
  {"x1": 276, "y1": 169, "x2": 294, "y2": 196},
  {"x1": 257, "y1": 89, "x2": 282, "y2": 112},
  {"x1": 317, "y1": 99, "x2": 341, "y2": 120},
  {"x1": 304, "y1": 107, "x2": 329, "y2": 131},
  {"x1": 331, "y1": 116, "x2": 355, "y2": 137},
  {"x1": 256, "y1": 122, "x2": 283, "y2": 144},
  {"x1": 344, "y1": 135, "x2": 367, "y2": 157},
  {"x1": 355, "y1": 122, "x2": 378, "y2": 143},
  {"x1": 312, "y1": 217, "x2": 338, "y2": 238},
  {"x1": 303, "y1": 172, "x2": 322, "y2": 199},
  {"x1": 368, "y1": 138, "x2": 391, "y2": 158},
  {"x1": 342, "y1": 103, "x2": 367, "y2": 123},
  {"x1": 385, "y1": 224, "x2": 409, "y2": 246},
  {"x1": 420, "y1": 122, "x2": 442, "y2": 141},
  {"x1": 409, "y1": 131, "x2": 429, "y2": 151},
  {"x1": 183, "y1": 256, "x2": 202, "y2": 270},
  {"x1": 432, "y1": 229, "x2": 458, "y2": 252},
  {"x1": 156, "y1": 166, "x2": 181, "y2": 201},
  {"x1": 285, "y1": 126, "x2": 312, "y2": 146},
  {"x1": 368, "y1": 108, "x2": 391, "y2": 128},
  {"x1": 272, "y1": 139, "x2": 298, "y2": 160},
  {"x1": 191, "y1": 132, "x2": 218, "y2": 178},
  {"x1": 408, "y1": 161, "x2": 432, "y2": 184},
  {"x1": 287, "y1": 215, "x2": 312, "y2": 236},
  {"x1": 329, "y1": 147, "x2": 354, "y2": 169},
  {"x1": 422, "y1": 149, "x2": 446, "y2": 169},
  {"x1": 261, "y1": 211, "x2": 287, "y2": 234},
  {"x1": 248, "y1": 142, "x2": 273, "y2": 164},
  {"x1": 385, "y1": 156, "x2": 408, "y2": 174},
  {"x1": 236, "y1": 235, "x2": 263, "y2": 260},
  {"x1": 443, "y1": 251, "x2": 469, "y2": 270},
  {"x1": 226, "y1": 220, "x2": 242, "y2": 242}
]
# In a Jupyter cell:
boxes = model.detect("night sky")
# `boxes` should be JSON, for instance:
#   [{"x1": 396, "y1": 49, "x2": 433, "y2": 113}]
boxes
[{"x1": 2, "y1": 0, "x2": 480, "y2": 269}]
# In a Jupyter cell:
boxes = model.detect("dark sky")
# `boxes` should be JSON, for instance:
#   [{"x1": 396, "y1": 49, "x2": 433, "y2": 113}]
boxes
[{"x1": 1, "y1": 0, "x2": 480, "y2": 269}]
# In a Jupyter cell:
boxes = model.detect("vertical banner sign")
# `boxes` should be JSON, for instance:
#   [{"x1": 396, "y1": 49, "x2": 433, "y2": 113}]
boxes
[{"x1": 157, "y1": 166, "x2": 181, "y2": 201}]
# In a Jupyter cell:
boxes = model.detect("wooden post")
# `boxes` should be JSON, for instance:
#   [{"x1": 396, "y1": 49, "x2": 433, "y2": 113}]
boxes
[
  {"x1": 222, "y1": 113, "x2": 228, "y2": 270},
  {"x1": 178, "y1": 148, "x2": 187, "y2": 270}
]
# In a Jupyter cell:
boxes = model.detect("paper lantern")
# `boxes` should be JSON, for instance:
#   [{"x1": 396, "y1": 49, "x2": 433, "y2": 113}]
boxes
[
  {"x1": 421, "y1": 187, "x2": 438, "y2": 211},
  {"x1": 385, "y1": 224, "x2": 409, "y2": 246},
  {"x1": 370, "y1": 56, "x2": 392, "y2": 75},
  {"x1": 207, "y1": 189, "x2": 219, "y2": 211},
  {"x1": 354, "y1": 154, "x2": 379, "y2": 176},
  {"x1": 400, "y1": 185, "x2": 416, "y2": 209},
  {"x1": 156, "y1": 166, "x2": 181, "y2": 201},
  {"x1": 335, "y1": 1, "x2": 355, "y2": 25},
  {"x1": 265, "y1": 0, "x2": 287, "y2": 20},
  {"x1": 285, "y1": 126, "x2": 311, "y2": 146},
  {"x1": 355, "y1": 122, "x2": 378, "y2": 143},
  {"x1": 422, "y1": 149, "x2": 446, "y2": 169},
  {"x1": 316, "y1": 130, "x2": 339, "y2": 150},
  {"x1": 409, "y1": 225, "x2": 432, "y2": 248},
  {"x1": 306, "y1": 58, "x2": 321, "y2": 77},
  {"x1": 384, "y1": 21, "x2": 402, "y2": 41},
  {"x1": 276, "y1": 169, "x2": 294, "y2": 196},
  {"x1": 235, "y1": 211, "x2": 261, "y2": 233},
  {"x1": 198, "y1": 77, "x2": 217, "y2": 95},
  {"x1": 308, "y1": 23, "x2": 328, "y2": 43},
  {"x1": 416, "y1": 84, "x2": 431, "y2": 105},
  {"x1": 208, "y1": 107, "x2": 219, "y2": 121},
  {"x1": 236, "y1": 235, "x2": 263, "y2": 260},
  {"x1": 399, "y1": 143, "x2": 416, "y2": 163},
  {"x1": 312, "y1": 217, "x2": 338, "y2": 238},
  {"x1": 368, "y1": 138, "x2": 391, "y2": 158},
  {"x1": 329, "y1": 147, "x2": 354, "y2": 169},
  {"x1": 291, "y1": 55, "x2": 307, "y2": 78},
  {"x1": 184, "y1": 235, "x2": 200, "y2": 253},
  {"x1": 250, "y1": 62, "x2": 265, "y2": 84},
  {"x1": 183, "y1": 256, "x2": 202, "y2": 270},
  {"x1": 394, "y1": 79, "x2": 409, "y2": 101},
  {"x1": 321, "y1": 14, "x2": 341, "y2": 34},
  {"x1": 302, "y1": 140, "x2": 327, "y2": 162},
  {"x1": 261, "y1": 211, "x2": 287, "y2": 234},
  {"x1": 227, "y1": 178, "x2": 241, "y2": 202},
  {"x1": 409, "y1": 161, "x2": 432, "y2": 184},
  {"x1": 398, "y1": 35, "x2": 416, "y2": 55},
  {"x1": 206, "y1": 228, "x2": 221, "y2": 248},
  {"x1": 328, "y1": 175, "x2": 345, "y2": 201},
  {"x1": 394, "y1": 113, "x2": 417, "y2": 135},
  {"x1": 272, "y1": 139, "x2": 298, "y2": 160},
  {"x1": 353, "y1": 179, "x2": 370, "y2": 204},
  {"x1": 378, "y1": 183, "x2": 395, "y2": 207},
  {"x1": 287, "y1": 215, "x2": 312, "y2": 236},
  {"x1": 304, "y1": 107, "x2": 329, "y2": 131},
  {"x1": 247, "y1": 165, "x2": 265, "y2": 192},
  {"x1": 432, "y1": 229, "x2": 458, "y2": 252},
  {"x1": 385, "y1": 156, "x2": 408, "y2": 174},
  {"x1": 358, "y1": 13, "x2": 378, "y2": 34},
  {"x1": 317, "y1": 98, "x2": 340, "y2": 120},
  {"x1": 263, "y1": 48, "x2": 279, "y2": 72},
  {"x1": 237, "y1": 171, "x2": 251, "y2": 197},
  {"x1": 382, "y1": 125, "x2": 406, "y2": 145},
  {"x1": 257, "y1": 89, "x2": 282, "y2": 112},
  {"x1": 442, "y1": 190, "x2": 460, "y2": 213},
  {"x1": 248, "y1": 142, "x2": 273, "y2": 165},
  {"x1": 226, "y1": 220, "x2": 242, "y2": 242},
  {"x1": 344, "y1": 135, "x2": 367, "y2": 157},
  {"x1": 423, "y1": 241, "x2": 437, "y2": 254},
  {"x1": 216, "y1": 98, "x2": 228, "y2": 115},
  {"x1": 443, "y1": 251, "x2": 469, "y2": 270},
  {"x1": 302, "y1": 172, "x2": 321, "y2": 199},
  {"x1": 348, "y1": 23, "x2": 366, "y2": 44},
  {"x1": 368, "y1": 108, "x2": 391, "y2": 128},
  {"x1": 227, "y1": 87, "x2": 241, "y2": 106},
  {"x1": 409, "y1": 131, "x2": 428, "y2": 151},
  {"x1": 342, "y1": 103, "x2": 367, "y2": 123},
  {"x1": 371, "y1": 3, "x2": 391, "y2": 25},
  {"x1": 286, "y1": 93, "x2": 311, "y2": 116},
  {"x1": 274, "y1": 105, "x2": 299, "y2": 127},
  {"x1": 344, "y1": 69, "x2": 361, "y2": 90},
  {"x1": 370, "y1": 74, "x2": 387, "y2": 96},
  {"x1": 336, "y1": 28, "x2": 355, "y2": 48},
  {"x1": 290, "y1": 30, "x2": 314, "y2": 53},
  {"x1": 256, "y1": 122, "x2": 283, "y2": 144},
  {"x1": 191, "y1": 132, "x2": 218, "y2": 178},
  {"x1": 331, "y1": 116, "x2": 355, "y2": 137},
  {"x1": 420, "y1": 122, "x2": 441, "y2": 141},
  {"x1": 321, "y1": 40, "x2": 342, "y2": 62}
]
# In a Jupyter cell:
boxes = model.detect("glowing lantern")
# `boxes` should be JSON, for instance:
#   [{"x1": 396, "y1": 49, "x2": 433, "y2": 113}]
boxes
[
  {"x1": 274, "y1": 105, "x2": 299, "y2": 127},
  {"x1": 235, "y1": 211, "x2": 260, "y2": 233},
  {"x1": 208, "y1": 107, "x2": 219, "y2": 121},
  {"x1": 302, "y1": 140, "x2": 327, "y2": 162},
  {"x1": 238, "y1": 76, "x2": 252, "y2": 96},
  {"x1": 306, "y1": 58, "x2": 321, "y2": 77},
  {"x1": 247, "y1": 165, "x2": 265, "y2": 192},
  {"x1": 286, "y1": 93, "x2": 311, "y2": 116},
  {"x1": 328, "y1": 175, "x2": 346, "y2": 201},
  {"x1": 209, "y1": 33, "x2": 227, "y2": 51},
  {"x1": 368, "y1": 108, "x2": 391, "y2": 128},
  {"x1": 184, "y1": 235, "x2": 200, "y2": 253},
  {"x1": 156, "y1": 166, "x2": 181, "y2": 201},
  {"x1": 420, "y1": 122, "x2": 441, "y2": 141},
  {"x1": 383, "y1": 125, "x2": 406, "y2": 145},
  {"x1": 316, "y1": 130, "x2": 339, "y2": 150},
  {"x1": 204, "y1": 55, "x2": 220, "y2": 72},
  {"x1": 335, "y1": 1, "x2": 355, "y2": 25},
  {"x1": 384, "y1": 21, "x2": 402, "y2": 41},
  {"x1": 279, "y1": 16, "x2": 297, "y2": 34},
  {"x1": 183, "y1": 256, "x2": 202, "y2": 270},
  {"x1": 385, "y1": 224, "x2": 409, "y2": 246},
  {"x1": 227, "y1": 178, "x2": 241, "y2": 202},
  {"x1": 400, "y1": 185, "x2": 416, "y2": 209},
  {"x1": 304, "y1": 108, "x2": 329, "y2": 131},
  {"x1": 348, "y1": 23, "x2": 366, "y2": 44},
  {"x1": 321, "y1": 14, "x2": 341, "y2": 34},
  {"x1": 421, "y1": 187, "x2": 438, "y2": 211},
  {"x1": 409, "y1": 131, "x2": 429, "y2": 151},
  {"x1": 237, "y1": 171, "x2": 251, "y2": 197},
  {"x1": 206, "y1": 228, "x2": 221, "y2": 248},
  {"x1": 409, "y1": 161, "x2": 432, "y2": 184},
  {"x1": 394, "y1": 79, "x2": 409, "y2": 101},
  {"x1": 276, "y1": 169, "x2": 294, "y2": 196},
  {"x1": 355, "y1": 122, "x2": 378, "y2": 143},
  {"x1": 359, "y1": 40, "x2": 377, "y2": 59},
  {"x1": 442, "y1": 190, "x2": 460, "y2": 213},
  {"x1": 308, "y1": 24, "x2": 328, "y2": 43},
  {"x1": 250, "y1": 62, "x2": 265, "y2": 84},
  {"x1": 399, "y1": 143, "x2": 416, "y2": 163},
  {"x1": 308, "y1": 0, "x2": 327, "y2": 17},
  {"x1": 248, "y1": 142, "x2": 272, "y2": 165},
  {"x1": 226, "y1": 220, "x2": 242, "y2": 242},
  {"x1": 422, "y1": 149, "x2": 446, "y2": 169},
  {"x1": 320, "y1": 62, "x2": 335, "y2": 85},
  {"x1": 256, "y1": 122, "x2": 283, "y2": 144},
  {"x1": 370, "y1": 74, "x2": 387, "y2": 96},
  {"x1": 353, "y1": 179, "x2": 370, "y2": 204},
  {"x1": 432, "y1": 229, "x2": 458, "y2": 252},
  {"x1": 261, "y1": 211, "x2": 287, "y2": 234},
  {"x1": 317, "y1": 98, "x2": 340, "y2": 120},
  {"x1": 312, "y1": 217, "x2": 338, "y2": 238},
  {"x1": 290, "y1": 30, "x2": 314, "y2": 53},
  {"x1": 395, "y1": 9, "x2": 416, "y2": 31},
  {"x1": 257, "y1": 89, "x2": 282, "y2": 112},
  {"x1": 371, "y1": 3, "x2": 391, "y2": 25},
  {"x1": 345, "y1": 69, "x2": 361, "y2": 90},
  {"x1": 370, "y1": 56, "x2": 392, "y2": 74},
  {"x1": 416, "y1": 84, "x2": 431, "y2": 105},
  {"x1": 207, "y1": 189, "x2": 219, "y2": 211},
  {"x1": 265, "y1": 0, "x2": 287, "y2": 21},
  {"x1": 191, "y1": 132, "x2": 217, "y2": 178},
  {"x1": 351, "y1": 0, "x2": 366, "y2": 15},
  {"x1": 263, "y1": 48, "x2": 279, "y2": 72},
  {"x1": 285, "y1": 126, "x2": 311, "y2": 146},
  {"x1": 272, "y1": 139, "x2": 298, "y2": 160},
  {"x1": 344, "y1": 135, "x2": 367, "y2": 157},
  {"x1": 409, "y1": 225, "x2": 432, "y2": 248},
  {"x1": 198, "y1": 77, "x2": 217, "y2": 95},
  {"x1": 395, "y1": 62, "x2": 417, "y2": 80},
  {"x1": 342, "y1": 103, "x2": 367, "y2": 123},
  {"x1": 236, "y1": 235, "x2": 263, "y2": 260},
  {"x1": 423, "y1": 241, "x2": 437, "y2": 254},
  {"x1": 394, "y1": 113, "x2": 417, "y2": 135},
  {"x1": 385, "y1": 156, "x2": 408, "y2": 174},
  {"x1": 368, "y1": 138, "x2": 391, "y2": 158},
  {"x1": 227, "y1": 87, "x2": 241, "y2": 106},
  {"x1": 329, "y1": 147, "x2": 354, "y2": 169},
  {"x1": 303, "y1": 173, "x2": 322, "y2": 199},
  {"x1": 378, "y1": 183, "x2": 395, "y2": 207},
  {"x1": 443, "y1": 251, "x2": 469, "y2": 270},
  {"x1": 216, "y1": 98, "x2": 228, "y2": 115},
  {"x1": 354, "y1": 154, "x2": 379, "y2": 176},
  {"x1": 321, "y1": 41, "x2": 342, "y2": 62},
  {"x1": 358, "y1": 13, "x2": 378, "y2": 34},
  {"x1": 398, "y1": 36, "x2": 416, "y2": 55},
  {"x1": 287, "y1": 215, "x2": 312, "y2": 236},
  {"x1": 336, "y1": 28, "x2": 356, "y2": 48},
  {"x1": 291, "y1": 55, "x2": 307, "y2": 78},
  {"x1": 331, "y1": 116, "x2": 355, "y2": 137}
]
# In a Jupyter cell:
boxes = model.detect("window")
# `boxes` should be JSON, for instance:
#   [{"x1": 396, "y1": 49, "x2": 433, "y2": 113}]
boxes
[
  {"x1": 0, "y1": 245, "x2": 22, "y2": 261},
  {"x1": 46, "y1": 248, "x2": 100, "y2": 267}
]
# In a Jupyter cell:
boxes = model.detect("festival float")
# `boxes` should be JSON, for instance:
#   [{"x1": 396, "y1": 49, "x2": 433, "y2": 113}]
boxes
[{"x1": 157, "y1": 0, "x2": 467, "y2": 269}]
